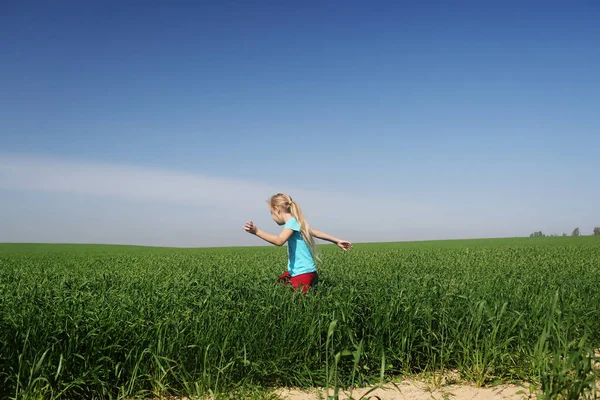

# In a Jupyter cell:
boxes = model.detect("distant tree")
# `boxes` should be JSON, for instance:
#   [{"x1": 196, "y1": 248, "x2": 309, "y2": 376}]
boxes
[
  {"x1": 594, "y1": 226, "x2": 600, "y2": 236},
  {"x1": 562, "y1": 233, "x2": 568, "y2": 237},
  {"x1": 572, "y1": 227, "x2": 580, "y2": 237},
  {"x1": 530, "y1": 231, "x2": 545, "y2": 237}
]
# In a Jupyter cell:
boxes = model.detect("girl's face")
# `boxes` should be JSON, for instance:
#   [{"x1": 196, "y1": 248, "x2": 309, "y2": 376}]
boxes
[{"x1": 270, "y1": 207, "x2": 285, "y2": 225}]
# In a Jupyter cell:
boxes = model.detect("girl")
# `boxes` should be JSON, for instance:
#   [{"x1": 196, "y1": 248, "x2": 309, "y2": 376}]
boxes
[{"x1": 242, "y1": 192, "x2": 352, "y2": 293}]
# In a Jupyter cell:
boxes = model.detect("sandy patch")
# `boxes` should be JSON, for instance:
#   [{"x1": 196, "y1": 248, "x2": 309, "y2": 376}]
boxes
[
  {"x1": 275, "y1": 355, "x2": 600, "y2": 400},
  {"x1": 274, "y1": 380, "x2": 531, "y2": 400},
  {"x1": 160, "y1": 351, "x2": 599, "y2": 399}
]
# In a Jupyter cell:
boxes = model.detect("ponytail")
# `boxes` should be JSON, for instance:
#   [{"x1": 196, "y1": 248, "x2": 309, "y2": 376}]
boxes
[{"x1": 289, "y1": 200, "x2": 319, "y2": 261}]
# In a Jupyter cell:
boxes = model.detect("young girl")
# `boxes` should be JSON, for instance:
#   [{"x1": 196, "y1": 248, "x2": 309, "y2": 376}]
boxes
[{"x1": 242, "y1": 192, "x2": 352, "y2": 293}]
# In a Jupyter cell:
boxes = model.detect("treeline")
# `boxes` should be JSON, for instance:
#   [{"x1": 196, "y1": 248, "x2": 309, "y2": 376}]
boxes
[{"x1": 530, "y1": 226, "x2": 600, "y2": 237}]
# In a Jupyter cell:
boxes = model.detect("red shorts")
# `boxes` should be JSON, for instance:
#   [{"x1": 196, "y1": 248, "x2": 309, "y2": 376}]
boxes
[{"x1": 276, "y1": 271, "x2": 318, "y2": 293}]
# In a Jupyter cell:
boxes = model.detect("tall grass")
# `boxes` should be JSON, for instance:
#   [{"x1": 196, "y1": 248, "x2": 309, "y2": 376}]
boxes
[{"x1": 0, "y1": 238, "x2": 598, "y2": 399}]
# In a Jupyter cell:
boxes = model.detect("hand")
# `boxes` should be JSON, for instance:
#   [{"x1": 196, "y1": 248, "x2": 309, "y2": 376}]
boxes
[
  {"x1": 337, "y1": 240, "x2": 353, "y2": 251},
  {"x1": 243, "y1": 220, "x2": 258, "y2": 235}
]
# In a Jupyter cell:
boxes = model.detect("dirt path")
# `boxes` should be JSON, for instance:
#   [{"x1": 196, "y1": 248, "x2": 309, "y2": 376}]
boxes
[
  {"x1": 275, "y1": 379, "x2": 531, "y2": 400},
  {"x1": 276, "y1": 350, "x2": 599, "y2": 400}
]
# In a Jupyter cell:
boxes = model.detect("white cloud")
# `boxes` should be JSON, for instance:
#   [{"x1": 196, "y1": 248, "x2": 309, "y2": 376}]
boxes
[
  {"x1": 2, "y1": 153, "x2": 595, "y2": 246},
  {"x1": 0, "y1": 153, "x2": 449, "y2": 246},
  {"x1": 1, "y1": 153, "x2": 277, "y2": 212},
  {"x1": 0, "y1": 153, "x2": 448, "y2": 217}
]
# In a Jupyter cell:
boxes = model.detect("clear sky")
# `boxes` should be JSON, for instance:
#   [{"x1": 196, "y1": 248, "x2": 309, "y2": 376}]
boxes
[{"x1": 1, "y1": 1, "x2": 599, "y2": 247}]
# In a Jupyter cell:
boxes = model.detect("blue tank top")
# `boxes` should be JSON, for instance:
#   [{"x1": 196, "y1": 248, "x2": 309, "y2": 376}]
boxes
[{"x1": 284, "y1": 217, "x2": 317, "y2": 276}]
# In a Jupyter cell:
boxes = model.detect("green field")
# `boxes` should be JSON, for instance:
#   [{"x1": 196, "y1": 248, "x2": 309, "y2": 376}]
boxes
[{"x1": 1, "y1": 237, "x2": 599, "y2": 399}]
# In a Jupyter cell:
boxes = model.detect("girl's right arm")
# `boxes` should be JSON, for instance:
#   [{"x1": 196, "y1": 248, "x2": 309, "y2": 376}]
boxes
[
  {"x1": 243, "y1": 220, "x2": 293, "y2": 246},
  {"x1": 310, "y1": 228, "x2": 353, "y2": 251}
]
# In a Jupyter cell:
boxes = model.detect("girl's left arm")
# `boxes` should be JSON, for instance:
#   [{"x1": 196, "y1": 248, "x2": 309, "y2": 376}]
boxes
[
  {"x1": 311, "y1": 228, "x2": 353, "y2": 250},
  {"x1": 243, "y1": 221, "x2": 293, "y2": 246}
]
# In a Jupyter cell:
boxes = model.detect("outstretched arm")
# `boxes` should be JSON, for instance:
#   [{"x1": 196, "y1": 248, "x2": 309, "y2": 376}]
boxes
[
  {"x1": 243, "y1": 221, "x2": 293, "y2": 246},
  {"x1": 311, "y1": 228, "x2": 353, "y2": 251}
]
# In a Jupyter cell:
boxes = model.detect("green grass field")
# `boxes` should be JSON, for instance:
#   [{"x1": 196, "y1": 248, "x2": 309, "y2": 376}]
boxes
[{"x1": 1, "y1": 237, "x2": 599, "y2": 399}]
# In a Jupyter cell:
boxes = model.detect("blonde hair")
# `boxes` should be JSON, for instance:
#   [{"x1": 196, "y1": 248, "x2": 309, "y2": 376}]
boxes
[{"x1": 268, "y1": 193, "x2": 319, "y2": 261}]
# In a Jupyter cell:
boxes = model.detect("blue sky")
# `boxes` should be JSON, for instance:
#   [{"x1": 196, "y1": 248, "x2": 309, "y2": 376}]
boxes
[{"x1": 1, "y1": 1, "x2": 599, "y2": 246}]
